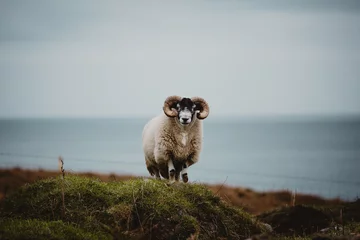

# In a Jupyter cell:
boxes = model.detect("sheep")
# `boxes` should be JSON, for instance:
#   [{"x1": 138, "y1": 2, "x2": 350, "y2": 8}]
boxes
[{"x1": 142, "y1": 95, "x2": 210, "y2": 184}]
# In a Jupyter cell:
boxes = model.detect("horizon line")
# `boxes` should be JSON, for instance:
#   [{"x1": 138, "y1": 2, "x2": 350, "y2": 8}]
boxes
[{"x1": 1, "y1": 113, "x2": 360, "y2": 121}]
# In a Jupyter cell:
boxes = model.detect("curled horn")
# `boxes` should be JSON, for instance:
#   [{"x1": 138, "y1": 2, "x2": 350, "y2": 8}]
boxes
[
  {"x1": 191, "y1": 96, "x2": 210, "y2": 120},
  {"x1": 163, "y1": 95, "x2": 182, "y2": 118}
]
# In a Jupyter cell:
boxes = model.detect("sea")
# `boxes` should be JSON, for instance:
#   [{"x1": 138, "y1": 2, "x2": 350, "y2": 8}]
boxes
[{"x1": 0, "y1": 117, "x2": 359, "y2": 200}]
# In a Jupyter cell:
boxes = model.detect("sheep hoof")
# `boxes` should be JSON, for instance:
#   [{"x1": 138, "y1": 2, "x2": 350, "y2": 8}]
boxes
[
  {"x1": 182, "y1": 173, "x2": 188, "y2": 183},
  {"x1": 169, "y1": 169, "x2": 175, "y2": 178},
  {"x1": 167, "y1": 179, "x2": 176, "y2": 186}
]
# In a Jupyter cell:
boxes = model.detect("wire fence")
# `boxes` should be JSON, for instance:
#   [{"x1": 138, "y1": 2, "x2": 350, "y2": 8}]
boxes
[{"x1": 1, "y1": 151, "x2": 360, "y2": 187}]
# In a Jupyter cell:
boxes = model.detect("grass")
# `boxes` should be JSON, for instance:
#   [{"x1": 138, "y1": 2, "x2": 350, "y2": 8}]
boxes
[
  {"x1": 1, "y1": 168, "x2": 359, "y2": 240},
  {"x1": 0, "y1": 218, "x2": 109, "y2": 240},
  {"x1": 0, "y1": 174, "x2": 267, "y2": 240},
  {"x1": 205, "y1": 184, "x2": 344, "y2": 215},
  {"x1": 0, "y1": 167, "x2": 345, "y2": 216}
]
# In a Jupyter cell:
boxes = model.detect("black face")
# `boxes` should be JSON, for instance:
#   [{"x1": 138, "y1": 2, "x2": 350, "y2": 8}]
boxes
[{"x1": 172, "y1": 98, "x2": 197, "y2": 125}]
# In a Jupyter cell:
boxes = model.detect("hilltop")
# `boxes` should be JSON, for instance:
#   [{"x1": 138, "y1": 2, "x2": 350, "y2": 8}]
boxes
[
  {"x1": 0, "y1": 167, "x2": 345, "y2": 215},
  {"x1": 0, "y1": 174, "x2": 267, "y2": 239}
]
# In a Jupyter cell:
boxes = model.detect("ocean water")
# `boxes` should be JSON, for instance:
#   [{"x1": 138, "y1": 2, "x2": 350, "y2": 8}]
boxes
[{"x1": 0, "y1": 117, "x2": 359, "y2": 200}]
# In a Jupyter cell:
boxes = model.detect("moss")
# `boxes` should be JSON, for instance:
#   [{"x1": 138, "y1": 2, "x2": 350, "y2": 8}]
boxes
[
  {"x1": 0, "y1": 218, "x2": 111, "y2": 240},
  {"x1": 0, "y1": 175, "x2": 265, "y2": 239}
]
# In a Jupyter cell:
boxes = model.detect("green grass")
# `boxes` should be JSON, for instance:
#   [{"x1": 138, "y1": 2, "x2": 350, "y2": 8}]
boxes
[
  {"x1": 0, "y1": 175, "x2": 267, "y2": 240},
  {"x1": 0, "y1": 218, "x2": 110, "y2": 240}
]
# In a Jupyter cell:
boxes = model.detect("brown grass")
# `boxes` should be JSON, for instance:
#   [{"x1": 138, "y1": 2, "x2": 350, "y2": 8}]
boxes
[
  {"x1": 206, "y1": 183, "x2": 344, "y2": 215},
  {"x1": 206, "y1": 184, "x2": 344, "y2": 215},
  {"x1": 0, "y1": 167, "x2": 345, "y2": 215}
]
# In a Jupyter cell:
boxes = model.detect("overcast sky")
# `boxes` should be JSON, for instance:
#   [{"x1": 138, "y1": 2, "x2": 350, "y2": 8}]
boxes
[{"x1": 1, "y1": 0, "x2": 360, "y2": 118}]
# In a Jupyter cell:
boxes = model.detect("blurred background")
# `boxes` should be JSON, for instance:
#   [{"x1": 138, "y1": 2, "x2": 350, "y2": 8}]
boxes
[{"x1": 1, "y1": 0, "x2": 360, "y2": 200}]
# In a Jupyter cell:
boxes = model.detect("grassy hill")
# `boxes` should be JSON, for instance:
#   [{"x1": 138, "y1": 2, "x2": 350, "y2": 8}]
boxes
[
  {"x1": 1, "y1": 168, "x2": 359, "y2": 240},
  {"x1": 0, "y1": 174, "x2": 267, "y2": 240},
  {"x1": 0, "y1": 167, "x2": 345, "y2": 215}
]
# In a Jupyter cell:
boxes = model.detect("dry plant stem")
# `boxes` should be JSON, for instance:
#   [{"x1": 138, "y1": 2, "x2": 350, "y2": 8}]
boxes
[
  {"x1": 132, "y1": 183, "x2": 144, "y2": 232},
  {"x1": 49, "y1": 197, "x2": 55, "y2": 220},
  {"x1": 291, "y1": 190, "x2": 296, "y2": 206},
  {"x1": 340, "y1": 208, "x2": 344, "y2": 236},
  {"x1": 59, "y1": 156, "x2": 65, "y2": 218},
  {"x1": 215, "y1": 176, "x2": 228, "y2": 196},
  {"x1": 199, "y1": 224, "x2": 212, "y2": 239}
]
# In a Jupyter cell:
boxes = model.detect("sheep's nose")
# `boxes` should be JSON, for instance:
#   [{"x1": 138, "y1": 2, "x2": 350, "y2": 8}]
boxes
[{"x1": 181, "y1": 118, "x2": 189, "y2": 122}]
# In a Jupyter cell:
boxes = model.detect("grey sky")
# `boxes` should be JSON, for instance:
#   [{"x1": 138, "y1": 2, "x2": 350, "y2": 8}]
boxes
[{"x1": 1, "y1": 0, "x2": 360, "y2": 118}]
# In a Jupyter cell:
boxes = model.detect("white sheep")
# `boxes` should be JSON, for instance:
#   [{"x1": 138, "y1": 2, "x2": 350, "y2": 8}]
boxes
[{"x1": 142, "y1": 95, "x2": 210, "y2": 184}]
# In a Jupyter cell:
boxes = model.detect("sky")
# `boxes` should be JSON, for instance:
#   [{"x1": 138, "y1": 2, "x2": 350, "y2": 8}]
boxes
[{"x1": 1, "y1": 0, "x2": 360, "y2": 118}]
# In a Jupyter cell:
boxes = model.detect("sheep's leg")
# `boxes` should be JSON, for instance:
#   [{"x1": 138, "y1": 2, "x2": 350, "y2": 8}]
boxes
[
  {"x1": 168, "y1": 160, "x2": 176, "y2": 184},
  {"x1": 173, "y1": 160, "x2": 183, "y2": 183},
  {"x1": 154, "y1": 170, "x2": 161, "y2": 180},
  {"x1": 152, "y1": 166, "x2": 161, "y2": 180},
  {"x1": 181, "y1": 163, "x2": 189, "y2": 183},
  {"x1": 147, "y1": 165, "x2": 161, "y2": 180},
  {"x1": 175, "y1": 168, "x2": 182, "y2": 182},
  {"x1": 181, "y1": 157, "x2": 195, "y2": 183},
  {"x1": 175, "y1": 171, "x2": 180, "y2": 182}
]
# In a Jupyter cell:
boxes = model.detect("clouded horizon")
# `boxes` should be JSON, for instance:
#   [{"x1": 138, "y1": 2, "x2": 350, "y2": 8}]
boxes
[{"x1": 1, "y1": 0, "x2": 360, "y2": 118}]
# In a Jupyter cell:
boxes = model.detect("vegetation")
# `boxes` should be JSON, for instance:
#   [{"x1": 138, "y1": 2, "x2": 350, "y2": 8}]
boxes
[
  {"x1": 0, "y1": 173, "x2": 266, "y2": 239},
  {"x1": 0, "y1": 218, "x2": 109, "y2": 240},
  {"x1": 0, "y1": 167, "x2": 345, "y2": 215},
  {"x1": 206, "y1": 184, "x2": 344, "y2": 215},
  {"x1": 256, "y1": 202, "x2": 360, "y2": 240},
  {"x1": 0, "y1": 168, "x2": 359, "y2": 240}
]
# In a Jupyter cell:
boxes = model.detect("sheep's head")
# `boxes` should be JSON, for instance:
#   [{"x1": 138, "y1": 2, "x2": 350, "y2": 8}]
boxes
[{"x1": 163, "y1": 95, "x2": 210, "y2": 126}]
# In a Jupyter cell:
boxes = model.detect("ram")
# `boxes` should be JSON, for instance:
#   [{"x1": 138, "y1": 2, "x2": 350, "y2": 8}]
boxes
[{"x1": 142, "y1": 95, "x2": 210, "y2": 184}]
